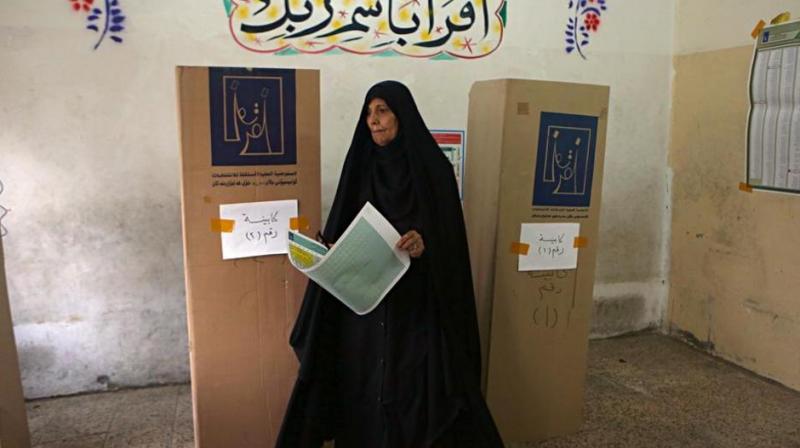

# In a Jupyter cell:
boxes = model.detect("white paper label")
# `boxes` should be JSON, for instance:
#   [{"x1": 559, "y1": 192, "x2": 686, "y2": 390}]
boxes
[
  {"x1": 219, "y1": 199, "x2": 298, "y2": 260},
  {"x1": 518, "y1": 223, "x2": 581, "y2": 271}
]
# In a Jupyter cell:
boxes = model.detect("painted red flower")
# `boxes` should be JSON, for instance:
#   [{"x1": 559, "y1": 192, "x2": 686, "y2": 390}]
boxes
[
  {"x1": 69, "y1": 0, "x2": 94, "y2": 12},
  {"x1": 584, "y1": 12, "x2": 600, "y2": 31}
]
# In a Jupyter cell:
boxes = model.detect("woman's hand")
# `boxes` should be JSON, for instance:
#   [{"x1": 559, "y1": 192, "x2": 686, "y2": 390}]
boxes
[
  {"x1": 397, "y1": 230, "x2": 425, "y2": 258},
  {"x1": 316, "y1": 231, "x2": 333, "y2": 249}
]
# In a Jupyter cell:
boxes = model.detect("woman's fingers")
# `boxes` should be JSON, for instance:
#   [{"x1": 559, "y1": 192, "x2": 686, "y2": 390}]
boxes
[
  {"x1": 397, "y1": 231, "x2": 419, "y2": 250},
  {"x1": 396, "y1": 232, "x2": 413, "y2": 250},
  {"x1": 396, "y1": 231, "x2": 424, "y2": 257},
  {"x1": 396, "y1": 232, "x2": 410, "y2": 249}
]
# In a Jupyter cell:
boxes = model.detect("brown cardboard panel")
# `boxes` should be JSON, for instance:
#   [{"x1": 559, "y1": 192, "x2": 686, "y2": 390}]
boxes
[
  {"x1": 669, "y1": 46, "x2": 800, "y2": 391},
  {"x1": 464, "y1": 80, "x2": 507, "y2": 391},
  {"x1": 466, "y1": 79, "x2": 609, "y2": 443},
  {"x1": 0, "y1": 237, "x2": 31, "y2": 448},
  {"x1": 177, "y1": 67, "x2": 320, "y2": 447}
]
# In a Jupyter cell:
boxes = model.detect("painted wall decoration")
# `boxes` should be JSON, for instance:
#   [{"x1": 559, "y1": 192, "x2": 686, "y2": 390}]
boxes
[
  {"x1": 67, "y1": 0, "x2": 126, "y2": 50},
  {"x1": 224, "y1": 0, "x2": 507, "y2": 59},
  {"x1": 532, "y1": 112, "x2": 598, "y2": 208},
  {"x1": 208, "y1": 67, "x2": 298, "y2": 166},
  {"x1": 564, "y1": 0, "x2": 607, "y2": 60}
]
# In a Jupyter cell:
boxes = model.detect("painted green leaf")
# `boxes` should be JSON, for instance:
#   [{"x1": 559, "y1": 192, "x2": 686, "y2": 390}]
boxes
[
  {"x1": 431, "y1": 52, "x2": 457, "y2": 61},
  {"x1": 276, "y1": 47, "x2": 302, "y2": 56}
]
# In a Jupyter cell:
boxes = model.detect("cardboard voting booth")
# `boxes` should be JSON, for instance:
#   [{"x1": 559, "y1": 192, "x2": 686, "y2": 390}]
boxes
[
  {"x1": 464, "y1": 79, "x2": 609, "y2": 443},
  {"x1": 176, "y1": 66, "x2": 320, "y2": 447},
  {"x1": 0, "y1": 237, "x2": 31, "y2": 448}
]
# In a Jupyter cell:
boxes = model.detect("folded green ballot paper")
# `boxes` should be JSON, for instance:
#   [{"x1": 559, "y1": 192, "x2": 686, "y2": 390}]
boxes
[{"x1": 287, "y1": 202, "x2": 411, "y2": 315}]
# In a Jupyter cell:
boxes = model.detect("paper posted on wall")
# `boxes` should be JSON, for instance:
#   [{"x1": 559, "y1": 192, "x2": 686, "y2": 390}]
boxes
[
  {"x1": 747, "y1": 20, "x2": 800, "y2": 192},
  {"x1": 287, "y1": 202, "x2": 411, "y2": 315}
]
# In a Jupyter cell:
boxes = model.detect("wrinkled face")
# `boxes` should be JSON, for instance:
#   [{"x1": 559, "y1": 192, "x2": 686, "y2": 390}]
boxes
[{"x1": 365, "y1": 98, "x2": 399, "y2": 147}]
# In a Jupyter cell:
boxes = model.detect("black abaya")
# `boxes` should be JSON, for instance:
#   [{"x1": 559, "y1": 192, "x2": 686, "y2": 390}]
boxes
[{"x1": 277, "y1": 81, "x2": 504, "y2": 448}]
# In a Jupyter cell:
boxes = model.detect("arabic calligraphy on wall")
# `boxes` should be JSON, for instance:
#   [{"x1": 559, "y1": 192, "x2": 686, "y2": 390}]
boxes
[
  {"x1": 67, "y1": 0, "x2": 126, "y2": 50},
  {"x1": 564, "y1": 0, "x2": 607, "y2": 60},
  {"x1": 225, "y1": 0, "x2": 507, "y2": 59}
]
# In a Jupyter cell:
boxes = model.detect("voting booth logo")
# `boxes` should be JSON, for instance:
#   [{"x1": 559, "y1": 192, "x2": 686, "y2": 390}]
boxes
[
  {"x1": 532, "y1": 112, "x2": 598, "y2": 207},
  {"x1": 209, "y1": 67, "x2": 297, "y2": 166}
]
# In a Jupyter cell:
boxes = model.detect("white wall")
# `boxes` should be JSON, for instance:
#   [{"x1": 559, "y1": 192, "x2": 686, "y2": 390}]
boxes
[
  {"x1": 1, "y1": 0, "x2": 675, "y2": 398},
  {"x1": 675, "y1": 0, "x2": 797, "y2": 55}
]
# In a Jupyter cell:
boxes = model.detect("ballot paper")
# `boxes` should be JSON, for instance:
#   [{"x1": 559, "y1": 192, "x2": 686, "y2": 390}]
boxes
[{"x1": 287, "y1": 202, "x2": 411, "y2": 315}]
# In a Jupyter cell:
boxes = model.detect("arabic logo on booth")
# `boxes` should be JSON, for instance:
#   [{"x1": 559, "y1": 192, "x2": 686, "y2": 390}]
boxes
[
  {"x1": 532, "y1": 112, "x2": 599, "y2": 208},
  {"x1": 223, "y1": 0, "x2": 507, "y2": 59},
  {"x1": 209, "y1": 67, "x2": 298, "y2": 166}
]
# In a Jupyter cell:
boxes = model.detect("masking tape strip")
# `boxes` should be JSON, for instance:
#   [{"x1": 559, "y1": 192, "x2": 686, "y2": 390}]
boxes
[
  {"x1": 290, "y1": 216, "x2": 309, "y2": 231},
  {"x1": 770, "y1": 12, "x2": 791, "y2": 25},
  {"x1": 573, "y1": 236, "x2": 588, "y2": 248},
  {"x1": 751, "y1": 19, "x2": 766, "y2": 39},
  {"x1": 510, "y1": 242, "x2": 530, "y2": 256},
  {"x1": 210, "y1": 218, "x2": 235, "y2": 233},
  {"x1": 738, "y1": 182, "x2": 753, "y2": 193}
]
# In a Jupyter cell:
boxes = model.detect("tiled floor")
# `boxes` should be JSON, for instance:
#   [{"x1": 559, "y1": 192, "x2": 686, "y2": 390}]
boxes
[
  {"x1": 27, "y1": 384, "x2": 192, "y2": 448},
  {"x1": 27, "y1": 333, "x2": 800, "y2": 447},
  {"x1": 522, "y1": 333, "x2": 800, "y2": 448}
]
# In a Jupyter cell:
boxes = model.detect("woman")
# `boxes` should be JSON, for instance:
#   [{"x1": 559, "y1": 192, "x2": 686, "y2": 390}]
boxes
[{"x1": 277, "y1": 81, "x2": 503, "y2": 448}]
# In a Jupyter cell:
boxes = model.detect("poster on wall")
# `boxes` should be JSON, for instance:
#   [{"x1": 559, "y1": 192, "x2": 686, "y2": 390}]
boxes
[
  {"x1": 219, "y1": 199, "x2": 298, "y2": 260},
  {"x1": 209, "y1": 67, "x2": 298, "y2": 166},
  {"x1": 223, "y1": 0, "x2": 507, "y2": 59},
  {"x1": 431, "y1": 129, "x2": 466, "y2": 199},
  {"x1": 532, "y1": 112, "x2": 599, "y2": 208},
  {"x1": 747, "y1": 20, "x2": 800, "y2": 194}
]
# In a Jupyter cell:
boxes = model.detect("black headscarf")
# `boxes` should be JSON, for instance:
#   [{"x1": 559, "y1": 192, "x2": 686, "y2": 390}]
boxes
[{"x1": 277, "y1": 81, "x2": 502, "y2": 447}]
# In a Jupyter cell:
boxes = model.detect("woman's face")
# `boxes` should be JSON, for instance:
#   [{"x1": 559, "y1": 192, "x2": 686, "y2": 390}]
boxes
[{"x1": 365, "y1": 97, "x2": 399, "y2": 147}]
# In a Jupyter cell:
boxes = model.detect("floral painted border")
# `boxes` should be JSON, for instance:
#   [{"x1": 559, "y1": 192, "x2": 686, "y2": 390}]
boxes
[
  {"x1": 565, "y1": 0, "x2": 607, "y2": 60},
  {"x1": 67, "y1": 0, "x2": 126, "y2": 50}
]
